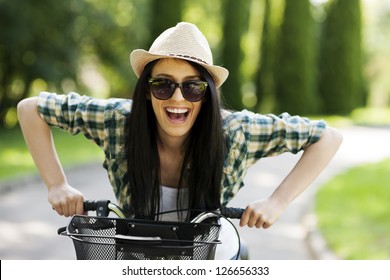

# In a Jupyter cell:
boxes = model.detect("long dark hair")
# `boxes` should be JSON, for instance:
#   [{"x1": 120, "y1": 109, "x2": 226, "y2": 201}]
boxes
[{"x1": 125, "y1": 59, "x2": 225, "y2": 220}]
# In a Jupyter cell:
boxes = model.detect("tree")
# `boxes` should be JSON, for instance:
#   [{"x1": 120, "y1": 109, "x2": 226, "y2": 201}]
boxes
[
  {"x1": 274, "y1": 0, "x2": 318, "y2": 115},
  {"x1": 75, "y1": 0, "x2": 147, "y2": 98},
  {"x1": 0, "y1": 0, "x2": 80, "y2": 127},
  {"x1": 149, "y1": 0, "x2": 183, "y2": 47},
  {"x1": 0, "y1": 0, "x2": 149, "y2": 128},
  {"x1": 220, "y1": 0, "x2": 251, "y2": 110},
  {"x1": 254, "y1": 0, "x2": 284, "y2": 113},
  {"x1": 318, "y1": 0, "x2": 365, "y2": 115}
]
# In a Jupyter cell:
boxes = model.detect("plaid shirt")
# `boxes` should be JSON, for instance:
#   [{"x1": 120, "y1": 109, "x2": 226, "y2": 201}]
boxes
[{"x1": 37, "y1": 92, "x2": 326, "y2": 209}]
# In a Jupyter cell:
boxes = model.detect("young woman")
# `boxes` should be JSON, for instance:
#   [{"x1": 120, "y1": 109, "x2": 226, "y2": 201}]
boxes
[{"x1": 17, "y1": 22, "x2": 342, "y2": 258}]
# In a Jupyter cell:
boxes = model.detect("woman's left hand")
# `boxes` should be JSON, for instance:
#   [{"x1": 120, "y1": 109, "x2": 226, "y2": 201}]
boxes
[{"x1": 239, "y1": 198, "x2": 285, "y2": 229}]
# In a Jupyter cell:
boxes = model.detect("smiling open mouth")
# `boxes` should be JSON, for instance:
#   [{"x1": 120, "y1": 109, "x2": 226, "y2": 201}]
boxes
[{"x1": 165, "y1": 107, "x2": 189, "y2": 121}]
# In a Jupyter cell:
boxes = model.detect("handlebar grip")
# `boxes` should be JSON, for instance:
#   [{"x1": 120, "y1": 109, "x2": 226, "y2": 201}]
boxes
[
  {"x1": 83, "y1": 200, "x2": 97, "y2": 212},
  {"x1": 83, "y1": 199, "x2": 127, "y2": 218},
  {"x1": 83, "y1": 200, "x2": 111, "y2": 217},
  {"x1": 220, "y1": 207, "x2": 245, "y2": 219},
  {"x1": 57, "y1": 226, "x2": 67, "y2": 235}
]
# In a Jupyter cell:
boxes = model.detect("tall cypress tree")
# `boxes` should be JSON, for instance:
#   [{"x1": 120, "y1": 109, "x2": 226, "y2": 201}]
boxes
[
  {"x1": 318, "y1": 0, "x2": 364, "y2": 115},
  {"x1": 274, "y1": 0, "x2": 317, "y2": 115},
  {"x1": 255, "y1": 0, "x2": 273, "y2": 112},
  {"x1": 220, "y1": 0, "x2": 250, "y2": 110},
  {"x1": 149, "y1": 0, "x2": 183, "y2": 47},
  {"x1": 255, "y1": 0, "x2": 284, "y2": 113}
]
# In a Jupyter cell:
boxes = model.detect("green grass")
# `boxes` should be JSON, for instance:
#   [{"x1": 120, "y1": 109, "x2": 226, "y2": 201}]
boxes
[
  {"x1": 309, "y1": 107, "x2": 390, "y2": 128},
  {"x1": 315, "y1": 158, "x2": 390, "y2": 259},
  {"x1": 351, "y1": 107, "x2": 390, "y2": 127},
  {"x1": 308, "y1": 115, "x2": 353, "y2": 128},
  {"x1": 0, "y1": 126, "x2": 104, "y2": 181}
]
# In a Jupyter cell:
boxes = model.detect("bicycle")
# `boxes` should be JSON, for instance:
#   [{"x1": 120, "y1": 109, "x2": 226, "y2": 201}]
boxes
[{"x1": 58, "y1": 200, "x2": 248, "y2": 260}]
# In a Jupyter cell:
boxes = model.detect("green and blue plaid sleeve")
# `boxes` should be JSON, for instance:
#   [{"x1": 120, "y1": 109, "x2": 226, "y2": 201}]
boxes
[
  {"x1": 37, "y1": 92, "x2": 131, "y2": 149},
  {"x1": 220, "y1": 109, "x2": 327, "y2": 205},
  {"x1": 223, "y1": 110, "x2": 326, "y2": 164}
]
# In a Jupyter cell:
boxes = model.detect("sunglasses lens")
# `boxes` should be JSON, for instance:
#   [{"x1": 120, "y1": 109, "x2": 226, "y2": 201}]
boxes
[
  {"x1": 182, "y1": 81, "x2": 207, "y2": 102},
  {"x1": 149, "y1": 79, "x2": 174, "y2": 100},
  {"x1": 148, "y1": 78, "x2": 207, "y2": 102}
]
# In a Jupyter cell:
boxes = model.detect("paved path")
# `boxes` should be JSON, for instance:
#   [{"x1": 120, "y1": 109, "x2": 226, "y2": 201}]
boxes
[{"x1": 1, "y1": 126, "x2": 390, "y2": 259}]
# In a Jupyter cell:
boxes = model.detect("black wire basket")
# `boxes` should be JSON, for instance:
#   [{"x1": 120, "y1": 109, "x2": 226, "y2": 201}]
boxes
[{"x1": 63, "y1": 215, "x2": 221, "y2": 260}]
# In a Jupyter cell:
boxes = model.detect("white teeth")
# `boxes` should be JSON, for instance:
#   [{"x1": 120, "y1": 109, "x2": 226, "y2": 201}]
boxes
[{"x1": 166, "y1": 108, "x2": 188, "y2": 114}]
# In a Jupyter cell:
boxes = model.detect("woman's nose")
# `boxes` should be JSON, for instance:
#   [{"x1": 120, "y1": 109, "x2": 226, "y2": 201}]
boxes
[{"x1": 170, "y1": 86, "x2": 185, "y2": 101}]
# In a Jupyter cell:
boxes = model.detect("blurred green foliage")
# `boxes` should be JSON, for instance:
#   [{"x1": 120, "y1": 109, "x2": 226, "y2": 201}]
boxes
[
  {"x1": 0, "y1": 0, "x2": 80, "y2": 127},
  {"x1": 1, "y1": 0, "x2": 389, "y2": 128}
]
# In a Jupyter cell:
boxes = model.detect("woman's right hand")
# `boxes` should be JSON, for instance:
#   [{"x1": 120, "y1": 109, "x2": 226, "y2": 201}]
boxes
[{"x1": 48, "y1": 184, "x2": 84, "y2": 217}]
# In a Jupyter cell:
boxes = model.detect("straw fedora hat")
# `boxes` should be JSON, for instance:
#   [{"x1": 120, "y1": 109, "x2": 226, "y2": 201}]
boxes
[{"x1": 130, "y1": 22, "x2": 229, "y2": 88}]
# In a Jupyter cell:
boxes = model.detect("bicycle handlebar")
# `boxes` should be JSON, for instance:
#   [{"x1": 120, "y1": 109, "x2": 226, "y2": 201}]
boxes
[
  {"x1": 84, "y1": 199, "x2": 126, "y2": 218},
  {"x1": 83, "y1": 200, "x2": 99, "y2": 212},
  {"x1": 83, "y1": 200, "x2": 245, "y2": 220},
  {"x1": 219, "y1": 207, "x2": 245, "y2": 219}
]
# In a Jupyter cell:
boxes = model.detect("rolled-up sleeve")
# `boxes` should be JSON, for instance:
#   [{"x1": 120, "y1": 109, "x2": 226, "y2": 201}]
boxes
[
  {"x1": 223, "y1": 110, "x2": 327, "y2": 168},
  {"x1": 247, "y1": 112, "x2": 326, "y2": 157},
  {"x1": 37, "y1": 92, "x2": 130, "y2": 149},
  {"x1": 221, "y1": 110, "x2": 327, "y2": 204}
]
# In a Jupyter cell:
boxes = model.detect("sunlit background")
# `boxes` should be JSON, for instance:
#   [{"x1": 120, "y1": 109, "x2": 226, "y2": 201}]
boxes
[
  {"x1": 1, "y1": 0, "x2": 390, "y2": 260},
  {"x1": 1, "y1": 0, "x2": 390, "y2": 128}
]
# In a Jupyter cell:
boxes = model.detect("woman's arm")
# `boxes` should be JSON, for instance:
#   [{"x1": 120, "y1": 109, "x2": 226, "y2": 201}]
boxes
[
  {"x1": 240, "y1": 126, "x2": 343, "y2": 228},
  {"x1": 17, "y1": 97, "x2": 84, "y2": 217}
]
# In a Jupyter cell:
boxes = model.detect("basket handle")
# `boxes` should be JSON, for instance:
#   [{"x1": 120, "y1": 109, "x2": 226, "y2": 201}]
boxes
[{"x1": 115, "y1": 234, "x2": 162, "y2": 242}]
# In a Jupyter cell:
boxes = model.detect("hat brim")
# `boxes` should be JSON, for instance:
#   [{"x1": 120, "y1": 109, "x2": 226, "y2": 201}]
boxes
[{"x1": 130, "y1": 49, "x2": 229, "y2": 88}]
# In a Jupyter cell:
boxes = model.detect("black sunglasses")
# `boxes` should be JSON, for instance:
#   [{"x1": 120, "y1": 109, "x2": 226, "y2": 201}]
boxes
[{"x1": 148, "y1": 78, "x2": 208, "y2": 102}]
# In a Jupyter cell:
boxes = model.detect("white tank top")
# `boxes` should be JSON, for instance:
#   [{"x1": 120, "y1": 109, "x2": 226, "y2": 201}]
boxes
[
  {"x1": 159, "y1": 186, "x2": 239, "y2": 259},
  {"x1": 159, "y1": 185, "x2": 188, "y2": 221}
]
